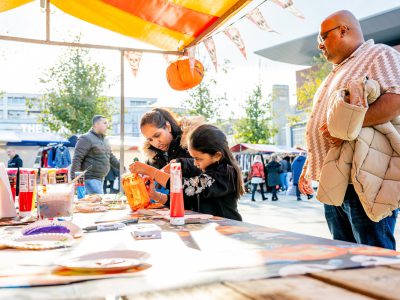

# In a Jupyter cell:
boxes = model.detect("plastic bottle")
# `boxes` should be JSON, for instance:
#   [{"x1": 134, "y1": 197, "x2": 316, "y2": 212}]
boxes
[{"x1": 169, "y1": 162, "x2": 185, "y2": 225}]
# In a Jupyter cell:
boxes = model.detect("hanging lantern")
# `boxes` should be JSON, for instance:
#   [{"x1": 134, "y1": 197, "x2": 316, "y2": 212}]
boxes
[{"x1": 166, "y1": 58, "x2": 204, "y2": 91}]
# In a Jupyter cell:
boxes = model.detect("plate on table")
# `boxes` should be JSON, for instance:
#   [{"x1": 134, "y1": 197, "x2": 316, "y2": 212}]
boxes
[
  {"x1": 56, "y1": 250, "x2": 150, "y2": 271},
  {"x1": 0, "y1": 233, "x2": 73, "y2": 250}
]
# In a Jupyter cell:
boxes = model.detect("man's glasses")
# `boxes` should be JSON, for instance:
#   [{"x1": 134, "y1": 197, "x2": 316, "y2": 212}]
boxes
[{"x1": 318, "y1": 26, "x2": 347, "y2": 45}]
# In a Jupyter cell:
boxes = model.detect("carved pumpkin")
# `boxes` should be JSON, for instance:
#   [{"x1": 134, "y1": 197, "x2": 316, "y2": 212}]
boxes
[{"x1": 166, "y1": 58, "x2": 204, "y2": 91}]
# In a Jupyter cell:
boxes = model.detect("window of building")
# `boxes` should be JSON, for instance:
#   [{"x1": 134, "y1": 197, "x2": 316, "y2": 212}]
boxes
[
  {"x1": 130, "y1": 100, "x2": 146, "y2": 106},
  {"x1": 7, "y1": 97, "x2": 25, "y2": 106},
  {"x1": 292, "y1": 126, "x2": 306, "y2": 148},
  {"x1": 7, "y1": 110, "x2": 26, "y2": 119},
  {"x1": 27, "y1": 111, "x2": 40, "y2": 119}
]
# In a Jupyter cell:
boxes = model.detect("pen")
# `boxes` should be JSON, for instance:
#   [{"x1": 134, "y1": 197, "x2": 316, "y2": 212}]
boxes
[{"x1": 83, "y1": 223, "x2": 126, "y2": 232}]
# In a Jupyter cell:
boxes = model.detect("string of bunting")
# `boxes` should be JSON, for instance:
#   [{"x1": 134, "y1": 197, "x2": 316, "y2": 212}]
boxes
[{"x1": 124, "y1": 0, "x2": 304, "y2": 76}]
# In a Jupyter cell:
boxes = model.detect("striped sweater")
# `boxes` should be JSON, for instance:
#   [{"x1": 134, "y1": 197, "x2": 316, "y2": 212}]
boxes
[{"x1": 305, "y1": 40, "x2": 400, "y2": 181}]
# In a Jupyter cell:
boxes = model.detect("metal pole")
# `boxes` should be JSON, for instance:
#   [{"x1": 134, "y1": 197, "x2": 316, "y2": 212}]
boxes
[
  {"x1": 46, "y1": 0, "x2": 50, "y2": 41},
  {"x1": 119, "y1": 50, "x2": 125, "y2": 191},
  {"x1": 0, "y1": 35, "x2": 183, "y2": 55}
]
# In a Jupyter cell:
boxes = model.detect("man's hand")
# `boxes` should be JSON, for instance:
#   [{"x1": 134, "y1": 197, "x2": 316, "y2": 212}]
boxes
[
  {"x1": 319, "y1": 122, "x2": 343, "y2": 147},
  {"x1": 299, "y1": 169, "x2": 314, "y2": 196}
]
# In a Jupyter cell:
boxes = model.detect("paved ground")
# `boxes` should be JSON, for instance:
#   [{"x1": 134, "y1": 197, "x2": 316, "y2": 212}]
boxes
[{"x1": 238, "y1": 190, "x2": 400, "y2": 248}]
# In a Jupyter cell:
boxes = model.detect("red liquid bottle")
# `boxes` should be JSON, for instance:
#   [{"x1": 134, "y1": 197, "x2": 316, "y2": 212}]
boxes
[{"x1": 170, "y1": 162, "x2": 185, "y2": 225}]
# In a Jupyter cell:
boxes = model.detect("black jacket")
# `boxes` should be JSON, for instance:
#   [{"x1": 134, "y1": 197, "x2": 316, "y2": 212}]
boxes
[
  {"x1": 70, "y1": 130, "x2": 119, "y2": 180},
  {"x1": 8, "y1": 154, "x2": 23, "y2": 168},
  {"x1": 145, "y1": 135, "x2": 192, "y2": 169},
  {"x1": 267, "y1": 161, "x2": 281, "y2": 187},
  {"x1": 173, "y1": 158, "x2": 242, "y2": 221}
]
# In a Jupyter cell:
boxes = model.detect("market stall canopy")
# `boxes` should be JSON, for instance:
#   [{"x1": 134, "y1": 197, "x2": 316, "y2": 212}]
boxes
[
  {"x1": 0, "y1": 131, "x2": 22, "y2": 144},
  {"x1": 230, "y1": 143, "x2": 301, "y2": 154},
  {"x1": 1, "y1": 0, "x2": 251, "y2": 51},
  {"x1": 6, "y1": 132, "x2": 68, "y2": 147}
]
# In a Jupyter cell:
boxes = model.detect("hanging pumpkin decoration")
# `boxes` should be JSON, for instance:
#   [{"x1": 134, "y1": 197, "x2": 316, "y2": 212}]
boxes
[{"x1": 166, "y1": 58, "x2": 204, "y2": 91}]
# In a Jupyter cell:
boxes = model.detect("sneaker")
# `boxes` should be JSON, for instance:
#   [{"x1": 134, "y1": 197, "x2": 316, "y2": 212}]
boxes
[
  {"x1": 307, "y1": 194, "x2": 314, "y2": 200},
  {"x1": 251, "y1": 199, "x2": 256, "y2": 202},
  {"x1": 262, "y1": 197, "x2": 268, "y2": 201},
  {"x1": 297, "y1": 197, "x2": 302, "y2": 201}
]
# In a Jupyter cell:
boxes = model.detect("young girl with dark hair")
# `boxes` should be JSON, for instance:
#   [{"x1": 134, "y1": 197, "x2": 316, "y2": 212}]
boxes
[{"x1": 130, "y1": 124, "x2": 244, "y2": 221}]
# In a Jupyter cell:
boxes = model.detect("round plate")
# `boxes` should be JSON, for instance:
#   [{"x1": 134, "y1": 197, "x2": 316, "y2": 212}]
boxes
[
  {"x1": 0, "y1": 233, "x2": 73, "y2": 250},
  {"x1": 22, "y1": 220, "x2": 83, "y2": 238},
  {"x1": 56, "y1": 250, "x2": 150, "y2": 271}
]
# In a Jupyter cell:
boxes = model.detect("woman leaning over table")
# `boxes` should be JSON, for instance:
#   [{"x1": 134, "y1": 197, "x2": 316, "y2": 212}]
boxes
[{"x1": 135, "y1": 108, "x2": 203, "y2": 209}]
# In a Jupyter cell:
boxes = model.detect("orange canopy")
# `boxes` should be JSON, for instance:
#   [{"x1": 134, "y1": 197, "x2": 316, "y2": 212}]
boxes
[{"x1": 1, "y1": 0, "x2": 251, "y2": 51}]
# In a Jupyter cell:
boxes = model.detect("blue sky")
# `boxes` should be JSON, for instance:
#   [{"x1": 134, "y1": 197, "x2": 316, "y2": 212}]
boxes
[{"x1": 0, "y1": 0, "x2": 399, "y2": 117}]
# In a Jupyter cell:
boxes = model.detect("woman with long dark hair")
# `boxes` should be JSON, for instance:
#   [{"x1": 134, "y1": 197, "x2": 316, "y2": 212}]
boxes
[{"x1": 130, "y1": 124, "x2": 244, "y2": 221}]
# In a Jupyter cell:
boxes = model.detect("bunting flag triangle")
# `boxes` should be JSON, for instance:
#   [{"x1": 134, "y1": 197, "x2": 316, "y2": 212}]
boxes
[
  {"x1": 245, "y1": 8, "x2": 275, "y2": 32},
  {"x1": 204, "y1": 37, "x2": 218, "y2": 72},
  {"x1": 271, "y1": 0, "x2": 293, "y2": 9},
  {"x1": 223, "y1": 27, "x2": 247, "y2": 60},
  {"x1": 271, "y1": 0, "x2": 304, "y2": 19},
  {"x1": 186, "y1": 46, "x2": 196, "y2": 72},
  {"x1": 286, "y1": 5, "x2": 305, "y2": 19},
  {"x1": 124, "y1": 51, "x2": 143, "y2": 77}
]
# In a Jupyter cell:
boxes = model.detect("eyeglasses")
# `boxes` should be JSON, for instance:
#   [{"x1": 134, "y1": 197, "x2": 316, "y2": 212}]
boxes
[{"x1": 317, "y1": 26, "x2": 344, "y2": 45}]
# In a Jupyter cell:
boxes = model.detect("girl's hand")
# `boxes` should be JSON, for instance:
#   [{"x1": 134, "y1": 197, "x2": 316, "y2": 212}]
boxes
[
  {"x1": 129, "y1": 161, "x2": 152, "y2": 176},
  {"x1": 148, "y1": 181, "x2": 157, "y2": 199}
]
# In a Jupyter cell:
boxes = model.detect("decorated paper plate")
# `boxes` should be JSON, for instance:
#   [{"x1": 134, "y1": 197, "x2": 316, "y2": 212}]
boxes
[
  {"x1": 0, "y1": 233, "x2": 73, "y2": 250},
  {"x1": 56, "y1": 250, "x2": 150, "y2": 271},
  {"x1": 108, "y1": 204, "x2": 128, "y2": 210},
  {"x1": 75, "y1": 204, "x2": 109, "y2": 213},
  {"x1": 21, "y1": 220, "x2": 83, "y2": 238}
]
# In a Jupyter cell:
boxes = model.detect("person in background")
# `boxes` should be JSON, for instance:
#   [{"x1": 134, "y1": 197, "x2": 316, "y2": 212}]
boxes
[
  {"x1": 7, "y1": 149, "x2": 23, "y2": 169},
  {"x1": 71, "y1": 115, "x2": 120, "y2": 195},
  {"x1": 279, "y1": 155, "x2": 289, "y2": 191},
  {"x1": 266, "y1": 154, "x2": 281, "y2": 201},
  {"x1": 130, "y1": 124, "x2": 244, "y2": 221},
  {"x1": 103, "y1": 167, "x2": 119, "y2": 194},
  {"x1": 7, "y1": 149, "x2": 23, "y2": 196},
  {"x1": 249, "y1": 155, "x2": 267, "y2": 202},
  {"x1": 292, "y1": 152, "x2": 313, "y2": 201}
]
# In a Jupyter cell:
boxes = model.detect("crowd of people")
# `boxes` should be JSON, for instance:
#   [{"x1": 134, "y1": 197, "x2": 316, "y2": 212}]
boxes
[{"x1": 248, "y1": 153, "x2": 314, "y2": 202}]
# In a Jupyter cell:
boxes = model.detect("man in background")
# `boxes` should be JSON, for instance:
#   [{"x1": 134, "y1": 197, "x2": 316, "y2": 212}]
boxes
[{"x1": 71, "y1": 115, "x2": 120, "y2": 194}]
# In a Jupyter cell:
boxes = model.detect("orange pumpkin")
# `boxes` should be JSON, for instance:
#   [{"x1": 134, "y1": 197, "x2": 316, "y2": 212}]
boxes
[{"x1": 166, "y1": 58, "x2": 204, "y2": 91}]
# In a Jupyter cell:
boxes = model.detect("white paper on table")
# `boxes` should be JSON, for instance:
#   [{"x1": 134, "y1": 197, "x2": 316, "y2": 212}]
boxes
[{"x1": 0, "y1": 163, "x2": 17, "y2": 218}]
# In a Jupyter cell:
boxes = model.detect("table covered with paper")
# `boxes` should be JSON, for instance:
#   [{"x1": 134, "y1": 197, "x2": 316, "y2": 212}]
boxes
[{"x1": 1, "y1": 205, "x2": 400, "y2": 300}]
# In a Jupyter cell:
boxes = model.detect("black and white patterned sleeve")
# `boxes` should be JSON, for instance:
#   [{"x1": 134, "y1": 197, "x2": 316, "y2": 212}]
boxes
[{"x1": 183, "y1": 174, "x2": 215, "y2": 197}]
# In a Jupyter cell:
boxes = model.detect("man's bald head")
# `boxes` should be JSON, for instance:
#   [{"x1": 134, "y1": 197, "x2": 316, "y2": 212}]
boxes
[
  {"x1": 322, "y1": 10, "x2": 363, "y2": 37},
  {"x1": 318, "y1": 10, "x2": 365, "y2": 64}
]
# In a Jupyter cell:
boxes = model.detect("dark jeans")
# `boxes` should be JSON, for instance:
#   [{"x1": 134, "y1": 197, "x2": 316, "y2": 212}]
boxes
[
  {"x1": 251, "y1": 183, "x2": 266, "y2": 200},
  {"x1": 270, "y1": 186, "x2": 278, "y2": 199},
  {"x1": 294, "y1": 183, "x2": 301, "y2": 198},
  {"x1": 324, "y1": 185, "x2": 398, "y2": 250}
]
